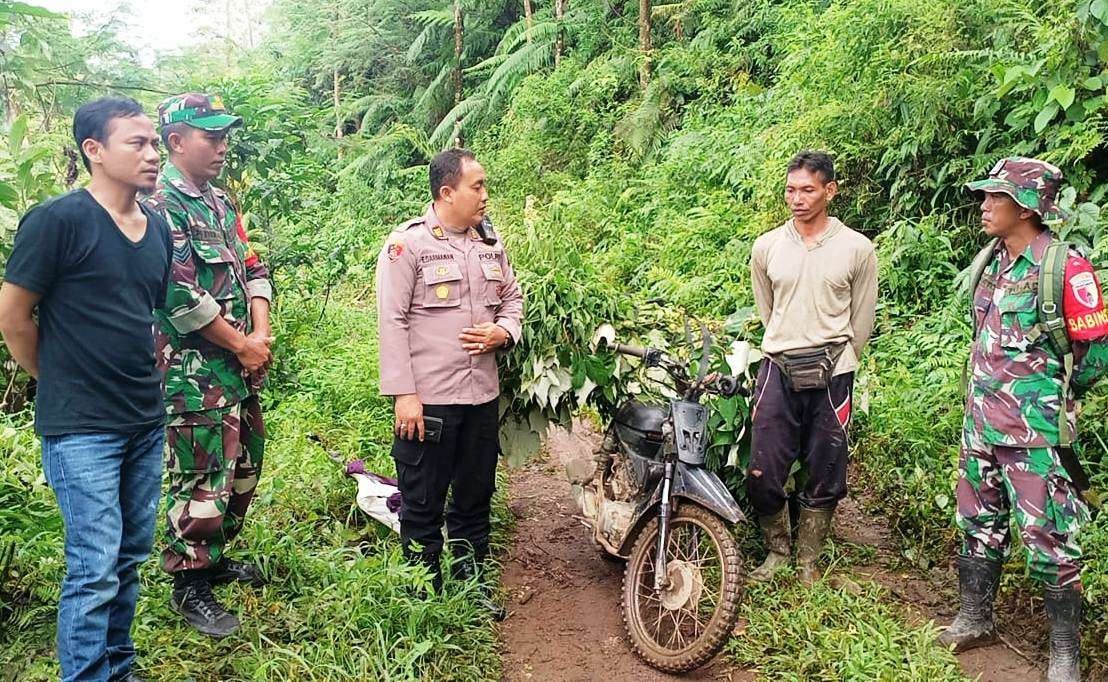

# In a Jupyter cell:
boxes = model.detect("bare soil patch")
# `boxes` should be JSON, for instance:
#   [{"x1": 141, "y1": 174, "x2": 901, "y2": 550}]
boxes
[{"x1": 497, "y1": 422, "x2": 1048, "y2": 681}]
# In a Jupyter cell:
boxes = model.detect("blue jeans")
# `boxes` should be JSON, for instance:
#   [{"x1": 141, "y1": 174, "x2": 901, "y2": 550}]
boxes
[{"x1": 42, "y1": 425, "x2": 165, "y2": 682}]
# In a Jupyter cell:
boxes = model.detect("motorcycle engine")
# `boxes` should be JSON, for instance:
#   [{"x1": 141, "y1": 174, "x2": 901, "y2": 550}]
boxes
[{"x1": 567, "y1": 436, "x2": 640, "y2": 552}]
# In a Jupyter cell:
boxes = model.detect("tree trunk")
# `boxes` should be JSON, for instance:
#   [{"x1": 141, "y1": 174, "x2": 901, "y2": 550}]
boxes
[
  {"x1": 554, "y1": 0, "x2": 565, "y2": 66},
  {"x1": 225, "y1": 0, "x2": 233, "y2": 67},
  {"x1": 333, "y1": 67, "x2": 343, "y2": 147},
  {"x1": 245, "y1": 0, "x2": 256, "y2": 49},
  {"x1": 638, "y1": 0, "x2": 651, "y2": 89},
  {"x1": 453, "y1": 0, "x2": 464, "y2": 107},
  {"x1": 1, "y1": 76, "x2": 18, "y2": 126},
  {"x1": 453, "y1": 0, "x2": 465, "y2": 147},
  {"x1": 523, "y1": 0, "x2": 533, "y2": 41}
]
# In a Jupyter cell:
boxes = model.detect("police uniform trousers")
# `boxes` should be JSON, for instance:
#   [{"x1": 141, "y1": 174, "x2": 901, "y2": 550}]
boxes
[
  {"x1": 391, "y1": 399, "x2": 499, "y2": 560},
  {"x1": 747, "y1": 360, "x2": 853, "y2": 518},
  {"x1": 161, "y1": 396, "x2": 266, "y2": 573}
]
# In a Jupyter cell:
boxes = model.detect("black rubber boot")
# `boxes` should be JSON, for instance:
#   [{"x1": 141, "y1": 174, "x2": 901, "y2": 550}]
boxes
[
  {"x1": 170, "y1": 571, "x2": 240, "y2": 638},
  {"x1": 937, "y1": 555, "x2": 1001, "y2": 652},
  {"x1": 1044, "y1": 584, "x2": 1081, "y2": 682},
  {"x1": 208, "y1": 558, "x2": 266, "y2": 587},
  {"x1": 450, "y1": 543, "x2": 506, "y2": 621}
]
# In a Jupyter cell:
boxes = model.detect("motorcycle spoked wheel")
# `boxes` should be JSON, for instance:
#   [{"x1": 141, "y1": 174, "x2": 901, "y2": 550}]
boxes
[{"x1": 621, "y1": 503, "x2": 742, "y2": 673}]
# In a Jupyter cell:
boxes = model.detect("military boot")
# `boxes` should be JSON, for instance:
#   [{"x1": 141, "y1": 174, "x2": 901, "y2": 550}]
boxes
[
  {"x1": 796, "y1": 505, "x2": 834, "y2": 587},
  {"x1": 170, "y1": 571, "x2": 240, "y2": 638},
  {"x1": 750, "y1": 505, "x2": 791, "y2": 582},
  {"x1": 1044, "y1": 584, "x2": 1081, "y2": 682},
  {"x1": 450, "y1": 544, "x2": 506, "y2": 621},
  {"x1": 208, "y1": 558, "x2": 266, "y2": 587},
  {"x1": 937, "y1": 555, "x2": 1001, "y2": 652}
]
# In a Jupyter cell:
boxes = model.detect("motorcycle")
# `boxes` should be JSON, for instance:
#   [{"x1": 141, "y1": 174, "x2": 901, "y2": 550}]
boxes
[{"x1": 567, "y1": 326, "x2": 750, "y2": 673}]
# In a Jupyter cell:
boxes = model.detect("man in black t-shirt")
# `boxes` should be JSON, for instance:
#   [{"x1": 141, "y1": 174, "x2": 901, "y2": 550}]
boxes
[{"x1": 0, "y1": 98, "x2": 170, "y2": 682}]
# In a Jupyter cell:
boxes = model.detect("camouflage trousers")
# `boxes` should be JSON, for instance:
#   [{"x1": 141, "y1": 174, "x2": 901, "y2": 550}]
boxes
[
  {"x1": 161, "y1": 397, "x2": 265, "y2": 573},
  {"x1": 956, "y1": 428, "x2": 1089, "y2": 587}
]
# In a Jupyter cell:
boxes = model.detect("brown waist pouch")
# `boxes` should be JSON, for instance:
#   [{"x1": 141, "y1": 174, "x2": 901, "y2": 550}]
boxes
[{"x1": 772, "y1": 345, "x2": 845, "y2": 392}]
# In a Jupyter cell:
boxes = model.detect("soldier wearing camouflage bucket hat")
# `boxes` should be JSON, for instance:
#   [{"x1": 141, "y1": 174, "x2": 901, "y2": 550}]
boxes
[
  {"x1": 144, "y1": 93, "x2": 273, "y2": 638},
  {"x1": 940, "y1": 157, "x2": 1108, "y2": 682}
]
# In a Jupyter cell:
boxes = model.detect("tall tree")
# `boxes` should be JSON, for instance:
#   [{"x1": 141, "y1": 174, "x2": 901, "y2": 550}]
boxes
[
  {"x1": 638, "y1": 0, "x2": 651, "y2": 88},
  {"x1": 452, "y1": 0, "x2": 464, "y2": 146},
  {"x1": 554, "y1": 0, "x2": 565, "y2": 66}
]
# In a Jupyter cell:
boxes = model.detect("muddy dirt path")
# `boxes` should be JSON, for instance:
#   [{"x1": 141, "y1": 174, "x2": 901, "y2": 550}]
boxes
[
  {"x1": 833, "y1": 498, "x2": 1044, "y2": 682},
  {"x1": 498, "y1": 425, "x2": 751, "y2": 681},
  {"x1": 497, "y1": 423, "x2": 1044, "y2": 682}
]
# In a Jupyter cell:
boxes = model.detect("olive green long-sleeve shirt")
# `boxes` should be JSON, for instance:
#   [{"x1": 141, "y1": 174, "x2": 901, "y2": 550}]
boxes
[{"x1": 750, "y1": 217, "x2": 878, "y2": 375}]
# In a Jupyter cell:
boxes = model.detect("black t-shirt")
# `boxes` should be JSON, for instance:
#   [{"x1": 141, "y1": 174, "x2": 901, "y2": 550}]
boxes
[{"x1": 3, "y1": 189, "x2": 172, "y2": 436}]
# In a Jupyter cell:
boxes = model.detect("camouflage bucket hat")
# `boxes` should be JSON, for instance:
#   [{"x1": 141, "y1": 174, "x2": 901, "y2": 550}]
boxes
[
  {"x1": 157, "y1": 93, "x2": 243, "y2": 131},
  {"x1": 965, "y1": 156, "x2": 1068, "y2": 223}
]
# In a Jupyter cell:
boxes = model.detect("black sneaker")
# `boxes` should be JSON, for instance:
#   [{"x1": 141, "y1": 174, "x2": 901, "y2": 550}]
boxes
[
  {"x1": 208, "y1": 559, "x2": 266, "y2": 587},
  {"x1": 170, "y1": 580, "x2": 240, "y2": 638}
]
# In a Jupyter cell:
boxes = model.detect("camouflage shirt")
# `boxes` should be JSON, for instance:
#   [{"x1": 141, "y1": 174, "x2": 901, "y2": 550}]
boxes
[
  {"x1": 965, "y1": 231, "x2": 1108, "y2": 447},
  {"x1": 145, "y1": 162, "x2": 272, "y2": 416}
]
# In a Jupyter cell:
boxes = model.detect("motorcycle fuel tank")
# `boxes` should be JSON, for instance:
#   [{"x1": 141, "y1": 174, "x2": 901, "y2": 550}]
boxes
[{"x1": 613, "y1": 401, "x2": 667, "y2": 459}]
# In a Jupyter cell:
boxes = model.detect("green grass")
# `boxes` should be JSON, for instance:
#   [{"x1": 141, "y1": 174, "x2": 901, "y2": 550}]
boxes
[
  {"x1": 729, "y1": 576, "x2": 967, "y2": 681},
  {"x1": 0, "y1": 286, "x2": 504, "y2": 681}
]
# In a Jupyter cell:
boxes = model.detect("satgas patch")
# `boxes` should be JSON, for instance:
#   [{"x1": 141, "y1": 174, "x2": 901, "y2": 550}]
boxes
[{"x1": 387, "y1": 242, "x2": 404, "y2": 262}]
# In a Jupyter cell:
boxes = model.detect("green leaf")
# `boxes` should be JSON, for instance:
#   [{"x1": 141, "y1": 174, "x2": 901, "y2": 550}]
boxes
[
  {"x1": 1092, "y1": 0, "x2": 1108, "y2": 22},
  {"x1": 1034, "y1": 102, "x2": 1059, "y2": 133},
  {"x1": 0, "y1": 181, "x2": 17, "y2": 209},
  {"x1": 1050, "y1": 85, "x2": 1076, "y2": 109},
  {"x1": 8, "y1": 115, "x2": 27, "y2": 157},
  {"x1": 1083, "y1": 76, "x2": 1103, "y2": 90}
]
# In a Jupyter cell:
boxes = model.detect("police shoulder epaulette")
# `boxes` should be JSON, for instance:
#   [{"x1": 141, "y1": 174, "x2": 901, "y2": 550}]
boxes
[{"x1": 394, "y1": 217, "x2": 425, "y2": 233}]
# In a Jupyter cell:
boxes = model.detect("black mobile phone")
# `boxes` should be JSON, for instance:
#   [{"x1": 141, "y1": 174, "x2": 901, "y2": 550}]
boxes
[{"x1": 423, "y1": 416, "x2": 444, "y2": 443}]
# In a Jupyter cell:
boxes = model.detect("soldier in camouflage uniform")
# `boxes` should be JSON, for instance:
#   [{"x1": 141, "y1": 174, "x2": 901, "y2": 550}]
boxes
[
  {"x1": 940, "y1": 158, "x2": 1108, "y2": 682},
  {"x1": 146, "y1": 93, "x2": 274, "y2": 638}
]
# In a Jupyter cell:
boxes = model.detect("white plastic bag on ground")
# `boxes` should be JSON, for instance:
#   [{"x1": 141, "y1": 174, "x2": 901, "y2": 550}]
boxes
[{"x1": 344, "y1": 460, "x2": 402, "y2": 533}]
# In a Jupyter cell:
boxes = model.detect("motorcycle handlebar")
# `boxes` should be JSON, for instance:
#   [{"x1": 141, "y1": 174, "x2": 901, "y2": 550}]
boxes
[
  {"x1": 713, "y1": 375, "x2": 749, "y2": 398},
  {"x1": 611, "y1": 343, "x2": 648, "y2": 359},
  {"x1": 608, "y1": 344, "x2": 751, "y2": 397}
]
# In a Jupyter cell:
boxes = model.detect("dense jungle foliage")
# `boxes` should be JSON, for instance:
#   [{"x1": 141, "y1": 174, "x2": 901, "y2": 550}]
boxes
[{"x1": 3, "y1": 0, "x2": 1108, "y2": 678}]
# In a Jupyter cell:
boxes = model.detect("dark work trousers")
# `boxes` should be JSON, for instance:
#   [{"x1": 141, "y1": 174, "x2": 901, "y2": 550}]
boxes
[
  {"x1": 390, "y1": 399, "x2": 499, "y2": 561},
  {"x1": 747, "y1": 359, "x2": 853, "y2": 518}
]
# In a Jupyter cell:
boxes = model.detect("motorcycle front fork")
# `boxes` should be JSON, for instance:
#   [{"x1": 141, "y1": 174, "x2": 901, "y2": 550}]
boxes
[{"x1": 653, "y1": 459, "x2": 675, "y2": 591}]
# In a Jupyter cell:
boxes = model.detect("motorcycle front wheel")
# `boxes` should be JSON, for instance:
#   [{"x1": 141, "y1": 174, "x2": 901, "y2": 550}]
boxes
[{"x1": 621, "y1": 503, "x2": 743, "y2": 673}]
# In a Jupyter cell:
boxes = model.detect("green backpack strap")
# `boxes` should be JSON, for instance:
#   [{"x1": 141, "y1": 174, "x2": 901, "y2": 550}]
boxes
[
  {"x1": 963, "y1": 239, "x2": 1001, "y2": 393},
  {"x1": 1038, "y1": 240, "x2": 1074, "y2": 446}
]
